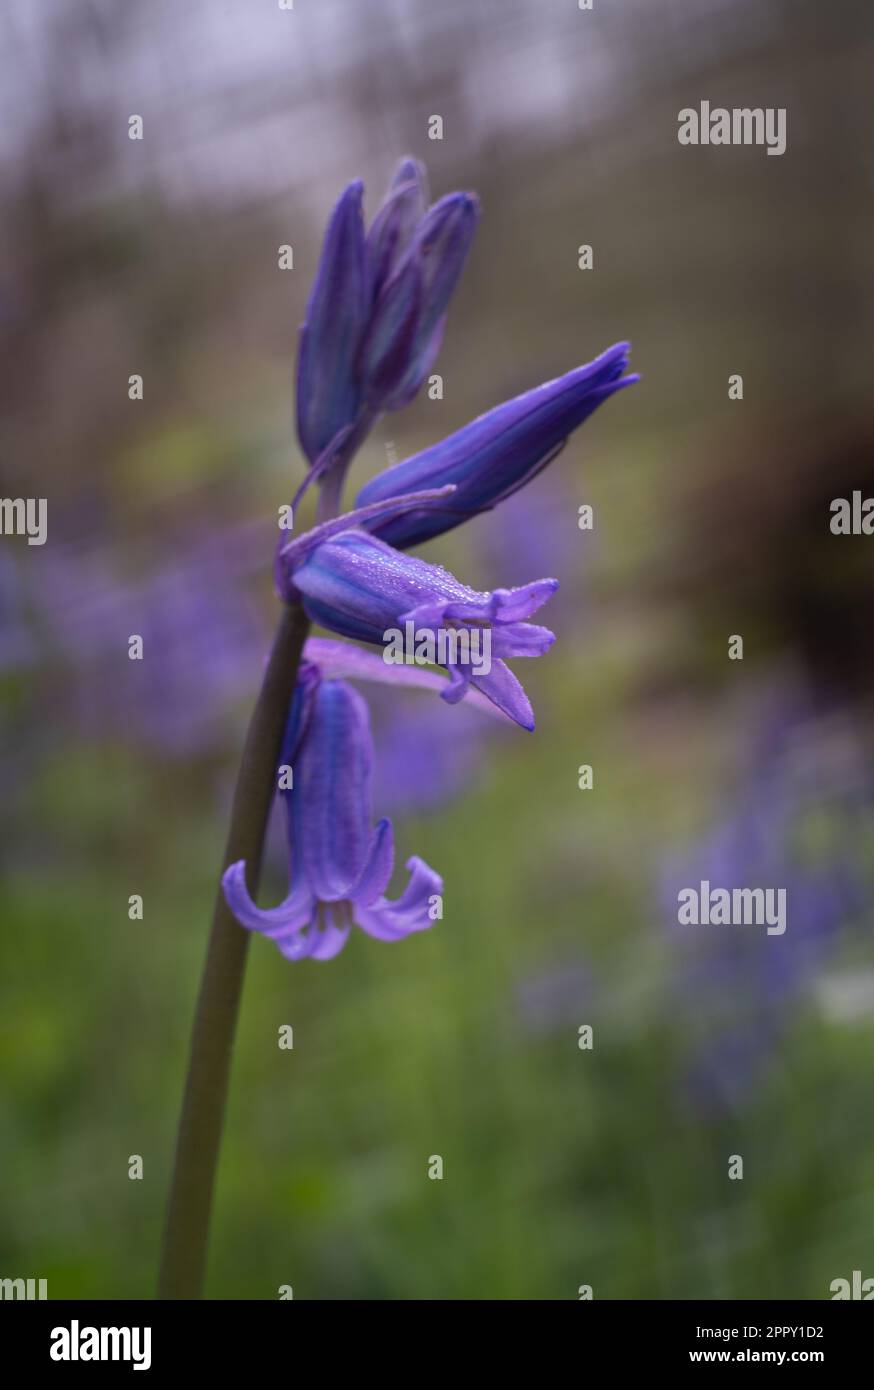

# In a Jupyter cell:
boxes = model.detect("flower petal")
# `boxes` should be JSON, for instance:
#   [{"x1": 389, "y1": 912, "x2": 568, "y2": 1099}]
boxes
[
  {"x1": 358, "y1": 343, "x2": 638, "y2": 547},
  {"x1": 275, "y1": 486, "x2": 456, "y2": 600},
  {"x1": 402, "y1": 578, "x2": 558, "y2": 628},
  {"x1": 302, "y1": 636, "x2": 512, "y2": 721},
  {"x1": 296, "y1": 181, "x2": 368, "y2": 465},
  {"x1": 350, "y1": 816, "x2": 395, "y2": 905},
  {"x1": 354, "y1": 855, "x2": 442, "y2": 940},
  {"x1": 490, "y1": 622, "x2": 556, "y2": 660},
  {"x1": 294, "y1": 533, "x2": 555, "y2": 729},
  {"x1": 293, "y1": 530, "x2": 485, "y2": 641},
  {"x1": 384, "y1": 192, "x2": 479, "y2": 408},
  {"x1": 468, "y1": 660, "x2": 536, "y2": 731},
  {"x1": 365, "y1": 158, "x2": 429, "y2": 303},
  {"x1": 359, "y1": 257, "x2": 423, "y2": 404},
  {"x1": 221, "y1": 859, "x2": 314, "y2": 936},
  {"x1": 297, "y1": 678, "x2": 374, "y2": 901},
  {"x1": 279, "y1": 905, "x2": 352, "y2": 961}
]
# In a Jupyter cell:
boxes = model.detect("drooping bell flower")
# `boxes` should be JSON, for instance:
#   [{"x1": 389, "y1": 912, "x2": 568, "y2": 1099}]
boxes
[
  {"x1": 356, "y1": 342, "x2": 638, "y2": 549},
  {"x1": 222, "y1": 662, "x2": 442, "y2": 961},
  {"x1": 286, "y1": 529, "x2": 558, "y2": 730},
  {"x1": 296, "y1": 160, "x2": 478, "y2": 478}
]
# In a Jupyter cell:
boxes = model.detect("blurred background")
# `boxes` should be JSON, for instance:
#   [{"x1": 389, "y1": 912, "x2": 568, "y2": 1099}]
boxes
[{"x1": 1, "y1": 0, "x2": 873, "y2": 1299}]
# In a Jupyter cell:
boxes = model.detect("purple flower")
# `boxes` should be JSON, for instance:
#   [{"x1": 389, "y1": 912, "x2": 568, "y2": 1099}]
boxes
[
  {"x1": 661, "y1": 703, "x2": 869, "y2": 1115},
  {"x1": 296, "y1": 160, "x2": 478, "y2": 470},
  {"x1": 222, "y1": 663, "x2": 442, "y2": 961},
  {"x1": 0, "y1": 551, "x2": 37, "y2": 672},
  {"x1": 301, "y1": 633, "x2": 511, "y2": 720},
  {"x1": 288, "y1": 529, "x2": 557, "y2": 730},
  {"x1": 363, "y1": 188, "x2": 479, "y2": 410},
  {"x1": 296, "y1": 181, "x2": 368, "y2": 470},
  {"x1": 365, "y1": 158, "x2": 429, "y2": 302},
  {"x1": 220, "y1": 157, "x2": 638, "y2": 972},
  {"x1": 356, "y1": 343, "x2": 637, "y2": 549},
  {"x1": 28, "y1": 521, "x2": 269, "y2": 756}
]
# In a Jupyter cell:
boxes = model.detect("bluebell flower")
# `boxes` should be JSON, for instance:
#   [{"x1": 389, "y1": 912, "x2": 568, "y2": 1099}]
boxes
[
  {"x1": 365, "y1": 158, "x2": 429, "y2": 303},
  {"x1": 364, "y1": 189, "x2": 479, "y2": 410},
  {"x1": 296, "y1": 160, "x2": 478, "y2": 474},
  {"x1": 286, "y1": 528, "x2": 557, "y2": 730},
  {"x1": 296, "y1": 181, "x2": 368, "y2": 472},
  {"x1": 356, "y1": 343, "x2": 638, "y2": 548},
  {"x1": 222, "y1": 662, "x2": 442, "y2": 961},
  {"x1": 303, "y1": 637, "x2": 501, "y2": 813}
]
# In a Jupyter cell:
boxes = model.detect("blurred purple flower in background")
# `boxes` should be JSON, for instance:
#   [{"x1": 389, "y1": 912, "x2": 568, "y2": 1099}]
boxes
[
  {"x1": 661, "y1": 700, "x2": 870, "y2": 1114},
  {"x1": 0, "y1": 551, "x2": 37, "y2": 672},
  {"x1": 475, "y1": 468, "x2": 586, "y2": 623},
  {"x1": 370, "y1": 688, "x2": 493, "y2": 814},
  {"x1": 17, "y1": 521, "x2": 270, "y2": 757},
  {"x1": 514, "y1": 953, "x2": 595, "y2": 1037}
]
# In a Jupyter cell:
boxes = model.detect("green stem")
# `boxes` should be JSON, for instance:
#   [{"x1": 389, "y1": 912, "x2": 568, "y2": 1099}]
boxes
[{"x1": 158, "y1": 601, "x2": 310, "y2": 1300}]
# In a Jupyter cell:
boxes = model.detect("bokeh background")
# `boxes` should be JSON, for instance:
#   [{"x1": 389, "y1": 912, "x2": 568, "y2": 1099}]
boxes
[{"x1": 2, "y1": 0, "x2": 873, "y2": 1299}]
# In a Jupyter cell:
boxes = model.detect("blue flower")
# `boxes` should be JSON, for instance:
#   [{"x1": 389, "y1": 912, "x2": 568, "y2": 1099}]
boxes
[
  {"x1": 223, "y1": 157, "x2": 639, "y2": 969},
  {"x1": 363, "y1": 188, "x2": 479, "y2": 410},
  {"x1": 357, "y1": 343, "x2": 637, "y2": 548},
  {"x1": 296, "y1": 160, "x2": 478, "y2": 472},
  {"x1": 222, "y1": 662, "x2": 442, "y2": 961},
  {"x1": 296, "y1": 181, "x2": 368, "y2": 470},
  {"x1": 287, "y1": 528, "x2": 557, "y2": 730},
  {"x1": 365, "y1": 158, "x2": 429, "y2": 303}
]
